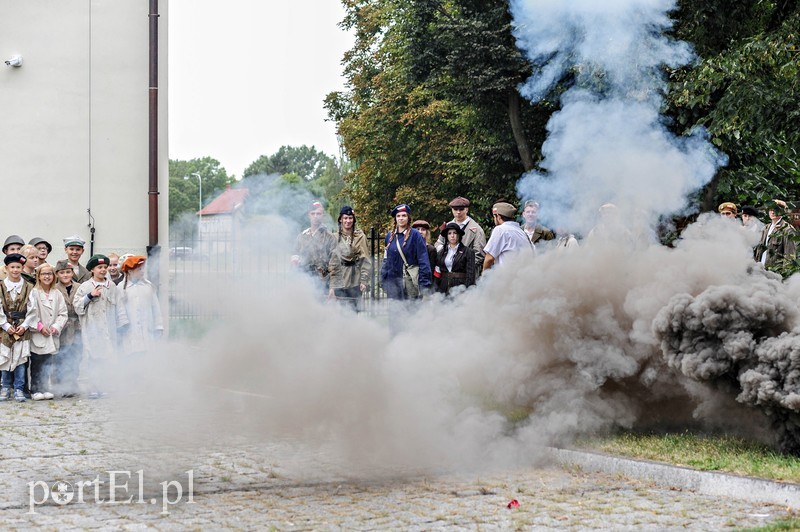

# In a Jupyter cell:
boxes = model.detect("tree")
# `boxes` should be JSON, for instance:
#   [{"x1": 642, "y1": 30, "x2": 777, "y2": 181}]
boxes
[
  {"x1": 667, "y1": 2, "x2": 800, "y2": 210},
  {"x1": 326, "y1": 0, "x2": 551, "y2": 232},
  {"x1": 242, "y1": 145, "x2": 334, "y2": 181},
  {"x1": 168, "y1": 157, "x2": 236, "y2": 222},
  {"x1": 328, "y1": 0, "x2": 799, "y2": 233}
]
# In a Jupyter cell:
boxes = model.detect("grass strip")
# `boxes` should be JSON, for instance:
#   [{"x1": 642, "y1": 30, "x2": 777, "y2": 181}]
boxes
[
  {"x1": 577, "y1": 431, "x2": 800, "y2": 483},
  {"x1": 738, "y1": 518, "x2": 800, "y2": 531}
]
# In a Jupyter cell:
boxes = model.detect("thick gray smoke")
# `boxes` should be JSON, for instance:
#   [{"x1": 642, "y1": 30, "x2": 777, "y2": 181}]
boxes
[
  {"x1": 108, "y1": 1, "x2": 800, "y2": 483},
  {"x1": 653, "y1": 241, "x2": 800, "y2": 452}
]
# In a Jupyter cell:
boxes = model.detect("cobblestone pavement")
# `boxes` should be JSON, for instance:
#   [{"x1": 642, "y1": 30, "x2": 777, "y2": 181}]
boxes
[{"x1": 0, "y1": 396, "x2": 792, "y2": 530}]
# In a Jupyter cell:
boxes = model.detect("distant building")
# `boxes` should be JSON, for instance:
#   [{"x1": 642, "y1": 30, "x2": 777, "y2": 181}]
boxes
[{"x1": 197, "y1": 187, "x2": 249, "y2": 254}]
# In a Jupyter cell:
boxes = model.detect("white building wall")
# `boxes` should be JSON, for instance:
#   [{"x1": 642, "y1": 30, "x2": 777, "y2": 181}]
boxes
[{"x1": 0, "y1": 0, "x2": 168, "y2": 270}]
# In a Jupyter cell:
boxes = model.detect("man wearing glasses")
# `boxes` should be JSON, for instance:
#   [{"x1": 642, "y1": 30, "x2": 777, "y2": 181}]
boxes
[{"x1": 435, "y1": 196, "x2": 486, "y2": 274}]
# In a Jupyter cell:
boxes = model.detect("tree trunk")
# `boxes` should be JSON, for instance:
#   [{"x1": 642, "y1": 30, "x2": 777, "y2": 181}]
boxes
[
  {"x1": 508, "y1": 91, "x2": 535, "y2": 172},
  {"x1": 701, "y1": 174, "x2": 720, "y2": 212}
]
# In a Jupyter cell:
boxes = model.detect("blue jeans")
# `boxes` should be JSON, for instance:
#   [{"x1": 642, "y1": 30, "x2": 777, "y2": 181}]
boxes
[{"x1": 1, "y1": 365, "x2": 26, "y2": 391}]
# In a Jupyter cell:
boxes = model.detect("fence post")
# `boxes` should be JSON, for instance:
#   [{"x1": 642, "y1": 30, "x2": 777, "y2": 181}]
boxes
[{"x1": 370, "y1": 227, "x2": 377, "y2": 300}]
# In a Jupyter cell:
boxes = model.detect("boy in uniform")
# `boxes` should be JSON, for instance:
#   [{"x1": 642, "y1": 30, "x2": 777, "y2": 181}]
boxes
[
  {"x1": 0, "y1": 235, "x2": 25, "y2": 281},
  {"x1": 73, "y1": 255, "x2": 129, "y2": 398},
  {"x1": 0, "y1": 254, "x2": 37, "y2": 402},
  {"x1": 63, "y1": 235, "x2": 91, "y2": 283},
  {"x1": 28, "y1": 237, "x2": 53, "y2": 265},
  {"x1": 54, "y1": 260, "x2": 82, "y2": 397}
]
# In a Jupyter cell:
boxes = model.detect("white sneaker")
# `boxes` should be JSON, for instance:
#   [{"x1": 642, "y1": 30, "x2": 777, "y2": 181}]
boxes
[
  {"x1": 32, "y1": 392, "x2": 46, "y2": 401},
  {"x1": 42, "y1": 392, "x2": 54, "y2": 400}
]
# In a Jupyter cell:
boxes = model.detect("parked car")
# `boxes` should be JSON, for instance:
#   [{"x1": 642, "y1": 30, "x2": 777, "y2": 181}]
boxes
[{"x1": 169, "y1": 247, "x2": 208, "y2": 260}]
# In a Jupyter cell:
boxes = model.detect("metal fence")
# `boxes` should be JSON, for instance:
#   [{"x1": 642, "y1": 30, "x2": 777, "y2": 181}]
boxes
[{"x1": 168, "y1": 228, "x2": 388, "y2": 320}]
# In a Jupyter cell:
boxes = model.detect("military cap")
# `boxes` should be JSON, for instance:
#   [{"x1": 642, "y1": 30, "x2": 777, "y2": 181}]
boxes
[
  {"x1": 2, "y1": 235, "x2": 25, "y2": 254},
  {"x1": 391, "y1": 204, "x2": 411, "y2": 217},
  {"x1": 718, "y1": 202, "x2": 738, "y2": 215},
  {"x1": 4, "y1": 253, "x2": 25, "y2": 266},
  {"x1": 309, "y1": 200, "x2": 324, "y2": 212},
  {"x1": 63, "y1": 234, "x2": 86, "y2": 248},
  {"x1": 54, "y1": 260, "x2": 73, "y2": 272},
  {"x1": 771, "y1": 199, "x2": 789, "y2": 214},
  {"x1": 86, "y1": 254, "x2": 109, "y2": 271},
  {"x1": 492, "y1": 202, "x2": 517, "y2": 218},
  {"x1": 448, "y1": 197, "x2": 470, "y2": 208},
  {"x1": 741, "y1": 206, "x2": 759, "y2": 217},
  {"x1": 28, "y1": 237, "x2": 52, "y2": 254}
]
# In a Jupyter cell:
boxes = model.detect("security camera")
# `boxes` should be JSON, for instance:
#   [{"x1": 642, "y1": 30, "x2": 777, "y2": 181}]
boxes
[{"x1": 4, "y1": 55, "x2": 22, "y2": 67}]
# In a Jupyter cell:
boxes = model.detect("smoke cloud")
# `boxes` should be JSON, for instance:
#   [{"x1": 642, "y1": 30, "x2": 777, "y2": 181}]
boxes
[
  {"x1": 509, "y1": 0, "x2": 726, "y2": 235},
  {"x1": 105, "y1": 0, "x2": 800, "y2": 484}
]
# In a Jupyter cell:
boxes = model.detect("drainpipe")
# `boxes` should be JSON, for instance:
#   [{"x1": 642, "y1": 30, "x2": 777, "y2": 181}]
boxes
[{"x1": 147, "y1": 0, "x2": 161, "y2": 287}]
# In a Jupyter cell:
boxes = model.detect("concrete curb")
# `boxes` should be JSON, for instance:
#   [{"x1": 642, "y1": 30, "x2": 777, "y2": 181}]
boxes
[{"x1": 547, "y1": 447, "x2": 800, "y2": 508}]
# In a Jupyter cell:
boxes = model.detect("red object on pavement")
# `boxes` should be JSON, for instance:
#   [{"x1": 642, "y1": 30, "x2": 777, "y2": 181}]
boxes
[{"x1": 507, "y1": 499, "x2": 520, "y2": 509}]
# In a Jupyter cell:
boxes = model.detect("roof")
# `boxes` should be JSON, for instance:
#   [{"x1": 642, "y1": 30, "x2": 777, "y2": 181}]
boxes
[{"x1": 198, "y1": 187, "x2": 249, "y2": 216}]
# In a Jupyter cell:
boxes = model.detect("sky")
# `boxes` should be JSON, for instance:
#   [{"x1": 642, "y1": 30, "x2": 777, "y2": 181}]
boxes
[{"x1": 168, "y1": 1, "x2": 354, "y2": 179}]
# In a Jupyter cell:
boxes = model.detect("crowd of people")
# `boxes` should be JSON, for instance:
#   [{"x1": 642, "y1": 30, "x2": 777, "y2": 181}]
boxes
[
  {"x1": 291, "y1": 196, "x2": 549, "y2": 306},
  {"x1": 292, "y1": 196, "x2": 799, "y2": 305},
  {"x1": 718, "y1": 199, "x2": 798, "y2": 274},
  {"x1": 0, "y1": 235, "x2": 163, "y2": 402}
]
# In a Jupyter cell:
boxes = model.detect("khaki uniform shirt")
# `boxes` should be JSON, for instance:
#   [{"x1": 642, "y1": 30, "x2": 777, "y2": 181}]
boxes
[
  {"x1": 293, "y1": 226, "x2": 337, "y2": 284},
  {"x1": 328, "y1": 230, "x2": 372, "y2": 290}
]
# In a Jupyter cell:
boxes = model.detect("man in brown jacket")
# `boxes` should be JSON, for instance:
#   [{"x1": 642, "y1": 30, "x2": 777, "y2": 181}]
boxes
[{"x1": 521, "y1": 200, "x2": 555, "y2": 245}]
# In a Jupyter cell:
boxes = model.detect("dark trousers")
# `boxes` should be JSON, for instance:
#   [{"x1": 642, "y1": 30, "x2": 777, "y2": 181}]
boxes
[
  {"x1": 30, "y1": 353, "x2": 54, "y2": 393},
  {"x1": 54, "y1": 341, "x2": 81, "y2": 394},
  {"x1": 334, "y1": 287, "x2": 362, "y2": 312},
  {"x1": 21, "y1": 359, "x2": 30, "y2": 396}
]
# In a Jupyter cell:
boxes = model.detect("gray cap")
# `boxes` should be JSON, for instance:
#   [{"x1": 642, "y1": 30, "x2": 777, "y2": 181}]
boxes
[
  {"x1": 28, "y1": 237, "x2": 52, "y2": 254},
  {"x1": 2, "y1": 235, "x2": 25, "y2": 254},
  {"x1": 63, "y1": 234, "x2": 86, "y2": 248}
]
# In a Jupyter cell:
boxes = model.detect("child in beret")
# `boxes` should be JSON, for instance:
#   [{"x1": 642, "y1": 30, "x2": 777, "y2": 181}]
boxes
[
  {"x1": 0, "y1": 254, "x2": 37, "y2": 402},
  {"x1": 73, "y1": 254, "x2": 129, "y2": 399}
]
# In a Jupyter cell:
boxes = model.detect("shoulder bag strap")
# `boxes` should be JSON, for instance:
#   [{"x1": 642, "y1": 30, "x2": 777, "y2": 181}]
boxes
[{"x1": 396, "y1": 233, "x2": 410, "y2": 267}]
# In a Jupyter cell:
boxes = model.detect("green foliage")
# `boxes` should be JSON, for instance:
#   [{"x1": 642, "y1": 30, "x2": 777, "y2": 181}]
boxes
[
  {"x1": 242, "y1": 145, "x2": 334, "y2": 181},
  {"x1": 327, "y1": 0, "x2": 549, "y2": 232},
  {"x1": 239, "y1": 145, "x2": 350, "y2": 223},
  {"x1": 168, "y1": 157, "x2": 236, "y2": 222},
  {"x1": 668, "y1": 4, "x2": 800, "y2": 210},
  {"x1": 329, "y1": 0, "x2": 799, "y2": 233}
]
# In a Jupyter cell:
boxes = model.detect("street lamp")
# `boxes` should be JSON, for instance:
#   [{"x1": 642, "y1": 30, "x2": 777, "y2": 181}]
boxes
[{"x1": 184, "y1": 172, "x2": 202, "y2": 238}]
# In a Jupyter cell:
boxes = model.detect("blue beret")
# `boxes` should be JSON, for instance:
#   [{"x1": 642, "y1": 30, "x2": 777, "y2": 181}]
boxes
[{"x1": 391, "y1": 204, "x2": 411, "y2": 217}]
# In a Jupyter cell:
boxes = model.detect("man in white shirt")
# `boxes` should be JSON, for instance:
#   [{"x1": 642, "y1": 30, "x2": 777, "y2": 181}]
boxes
[{"x1": 482, "y1": 202, "x2": 533, "y2": 272}]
